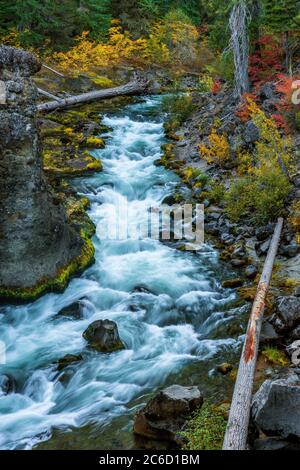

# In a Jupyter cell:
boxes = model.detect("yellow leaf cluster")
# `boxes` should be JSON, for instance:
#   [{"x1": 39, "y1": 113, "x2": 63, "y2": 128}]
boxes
[{"x1": 199, "y1": 128, "x2": 230, "y2": 165}]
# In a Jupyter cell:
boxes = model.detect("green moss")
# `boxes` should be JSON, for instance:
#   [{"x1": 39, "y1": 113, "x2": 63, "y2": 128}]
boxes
[
  {"x1": 85, "y1": 136, "x2": 105, "y2": 149},
  {"x1": 182, "y1": 402, "x2": 227, "y2": 450},
  {"x1": 262, "y1": 347, "x2": 289, "y2": 366},
  {"x1": 0, "y1": 231, "x2": 94, "y2": 303},
  {"x1": 90, "y1": 75, "x2": 114, "y2": 88}
]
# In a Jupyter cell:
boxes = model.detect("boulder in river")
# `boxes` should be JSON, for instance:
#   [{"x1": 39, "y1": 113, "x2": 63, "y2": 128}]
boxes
[
  {"x1": 56, "y1": 300, "x2": 86, "y2": 320},
  {"x1": 0, "y1": 374, "x2": 15, "y2": 394},
  {"x1": 251, "y1": 370, "x2": 300, "y2": 440},
  {"x1": 56, "y1": 354, "x2": 83, "y2": 371},
  {"x1": 133, "y1": 384, "x2": 203, "y2": 443},
  {"x1": 82, "y1": 319, "x2": 125, "y2": 352}
]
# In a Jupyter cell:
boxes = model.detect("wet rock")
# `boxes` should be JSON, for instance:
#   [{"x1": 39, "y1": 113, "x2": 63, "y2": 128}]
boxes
[
  {"x1": 255, "y1": 225, "x2": 274, "y2": 242},
  {"x1": 280, "y1": 244, "x2": 299, "y2": 258},
  {"x1": 270, "y1": 296, "x2": 300, "y2": 334},
  {"x1": 56, "y1": 354, "x2": 83, "y2": 371},
  {"x1": 230, "y1": 258, "x2": 247, "y2": 267},
  {"x1": 56, "y1": 300, "x2": 85, "y2": 320},
  {"x1": 258, "y1": 239, "x2": 271, "y2": 256},
  {"x1": 251, "y1": 371, "x2": 300, "y2": 440},
  {"x1": 217, "y1": 363, "x2": 233, "y2": 375},
  {"x1": 222, "y1": 278, "x2": 244, "y2": 289},
  {"x1": 220, "y1": 232, "x2": 235, "y2": 245},
  {"x1": 162, "y1": 195, "x2": 177, "y2": 206},
  {"x1": 82, "y1": 319, "x2": 125, "y2": 353},
  {"x1": 205, "y1": 222, "x2": 220, "y2": 236},
  {"x1": 0, "y1": 374, "x2": 15, "y2": 394},
  {"x1": 133, "y1": 385, "x2": 203, "y2": 443},
  {"x1": 132, "y1": 285, "x2": 154, "y2": 295},
  {"x1": 245, "y1": 265, "x2": 258, "y2": 279}
]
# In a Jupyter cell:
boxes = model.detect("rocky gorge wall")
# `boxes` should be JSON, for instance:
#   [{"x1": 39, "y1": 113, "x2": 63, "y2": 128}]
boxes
[{"x1": 0, "y1": 46, "x2": 92, "y2": 302}]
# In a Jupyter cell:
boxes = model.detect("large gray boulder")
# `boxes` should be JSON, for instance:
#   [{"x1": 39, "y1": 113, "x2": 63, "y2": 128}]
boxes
[
  {"x1": 0, "y1": 46, "x2": 83, "y2": 301},
  {"x1": 270, "y1": 296, "x2": 300, "y2": 334},
  {"x1": 251, "y1": 371, "x2": 300, "y2": 440},
  {"x1": 83, "y1": 319, "x2": 125, "y2": 352},
  {"x1": 133, "y1": 384, "x2": 203, "y2": 443}
]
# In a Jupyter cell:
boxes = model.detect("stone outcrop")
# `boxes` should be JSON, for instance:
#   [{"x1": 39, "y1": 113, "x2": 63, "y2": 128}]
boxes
[
  {"x1": 0, "y1": 46, "x2": 93, "y2": 302},
  {"x1": 133, "y1": 384, "x2": 203, "y2": 443},
  {"x1": 82, "y1": 319, "x2": 125, "y2": 352}
]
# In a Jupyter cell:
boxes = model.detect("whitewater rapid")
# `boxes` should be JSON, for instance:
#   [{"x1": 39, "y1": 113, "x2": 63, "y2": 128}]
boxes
[{"x1": 0, "y1": 96, "x2": 242, "y2": 449}]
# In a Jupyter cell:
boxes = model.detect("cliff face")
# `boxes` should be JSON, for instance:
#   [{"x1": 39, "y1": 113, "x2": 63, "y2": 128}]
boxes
[{"x1": 0, "y1": 46, "x2": 91, "y2": 301}]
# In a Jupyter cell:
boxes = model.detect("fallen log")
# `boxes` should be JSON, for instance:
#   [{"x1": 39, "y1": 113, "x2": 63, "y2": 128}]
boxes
[
  {"x1": 42, "y1": 63, "x2": 65, "y2": 77},
  {"x1": 223, "y1": 217, "x2": 284, "y2": 451},
  {"x1": 37, "y1": 79, "x2": 149, "y2": 113},
  {"x1": 37, "y1": 87, "x2": 62, "y2": 102}
]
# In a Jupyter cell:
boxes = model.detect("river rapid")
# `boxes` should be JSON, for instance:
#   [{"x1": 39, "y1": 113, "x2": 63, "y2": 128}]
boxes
[{"x1": 0, "y1": 96, "x2": 246, "y2": 450}]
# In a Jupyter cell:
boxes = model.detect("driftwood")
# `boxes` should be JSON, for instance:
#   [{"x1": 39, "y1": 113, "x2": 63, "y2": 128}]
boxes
[
  {"x1": 37, "y1": 79, "x2": 149, "y2": 113},
  {"x1": 37, "y1": 87, "x2": 62, "y2": 102},
  {"x1": 223, "y1": 218, "x2": 284, "y2": 451}
]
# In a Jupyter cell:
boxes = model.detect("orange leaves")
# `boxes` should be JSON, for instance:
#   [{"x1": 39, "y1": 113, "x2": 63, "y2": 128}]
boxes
[{"x1": 235, "y1": 93, "x2": 258, "y2": 123}]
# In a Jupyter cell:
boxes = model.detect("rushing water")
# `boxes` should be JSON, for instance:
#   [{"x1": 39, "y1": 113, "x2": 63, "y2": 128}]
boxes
[{"x1": 0, "y1": 96, "x2": 245, "y2": 450}]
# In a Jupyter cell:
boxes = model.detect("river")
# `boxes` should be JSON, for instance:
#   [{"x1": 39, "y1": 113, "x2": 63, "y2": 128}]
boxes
[{"x1": 0, "y1": 96, "x2": 246, "y2": 450}]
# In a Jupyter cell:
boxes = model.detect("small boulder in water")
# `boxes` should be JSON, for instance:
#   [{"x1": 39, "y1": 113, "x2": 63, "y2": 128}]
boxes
[
  {"x1": 82, "y1": 319, "x2": 125, "y2": 353},
  {"x1": 56, "y1": 299, "x2": 85, "y2": 320},
  {"x1": 0, "y1": 374, "x2": 15, "y2": 394},
  {"x1": 222, "y1": 278, "x2": 244, "y2": 289},
  {"x1": 133, "y1": 384, "x2": 203, "y2": 443},
  {"x1": 56, "y1": 354, "x2": 83, "y2": 371}
]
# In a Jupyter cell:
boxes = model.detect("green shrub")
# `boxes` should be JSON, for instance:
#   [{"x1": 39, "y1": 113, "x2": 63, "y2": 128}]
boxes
[{"x1": 225, "y1": 167, "x2": 291, "y2": 224}]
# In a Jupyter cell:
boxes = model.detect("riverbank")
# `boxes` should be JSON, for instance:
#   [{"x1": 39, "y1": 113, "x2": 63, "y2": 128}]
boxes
[{"x1": 156, "y1": 84, "x2": 300, "y2": 449}]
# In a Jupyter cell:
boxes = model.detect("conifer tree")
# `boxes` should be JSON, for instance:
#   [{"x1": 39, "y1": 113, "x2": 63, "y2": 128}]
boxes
[{"x1": 263, "y1": 0, "x2": 299, "y2": 74}]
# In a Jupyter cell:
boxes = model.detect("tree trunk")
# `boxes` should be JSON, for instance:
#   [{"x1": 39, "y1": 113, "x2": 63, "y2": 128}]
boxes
[
  {"x1": 38, "y1": 79, "x2": 149, "y2": 113},
  {"x1": 284, "y1": 31, "x2": 293, "y2": 76},
  {"x1": 229, "y1": 0, "x2": 250, "y2": 98},
  {"x1": 223, "y1": 218, "x2": 283, "y2": 450}
]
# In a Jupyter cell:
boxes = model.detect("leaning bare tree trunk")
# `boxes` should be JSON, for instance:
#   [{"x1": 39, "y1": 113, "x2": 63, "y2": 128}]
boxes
[
  {"x1": 229, "y1": 0, "x2": 250, "y2": 98},
  {"x1": 223, "y1": 218, "x2": 283, "y2": 450},
  {"x1": 38, "y1": 79, "x2": 149, "y2": 113}
]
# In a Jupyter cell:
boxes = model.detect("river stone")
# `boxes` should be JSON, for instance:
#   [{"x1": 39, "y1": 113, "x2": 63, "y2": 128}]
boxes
[
  {"x1": 245, "y1": 265, "x2": 258, "y2": 279},
  {"x1": 0, "y1": 374, "x2": 15, "y2": 394},
  {"x1": 251, "y1": 371, "x2": 300, "y2": 440},
  {"x1": 222, "y1": 278, "x2": 244, "y2": 289},
  {"x1": 270, "y1": 296, "x2": 300, "y2": 334},
  {"x1": 255, "y1": 224, "x2": 274, "y2": 241},
  {"x1": 57, "y1": 354, "x2": 83, "y2": 371},
  {"x1": 56, "y1": 300, "x2": 85, "y2": 320},
  {"x1": 133, "y1": 385, "x2": 203, "y2": 443},
  {"x1": 82, "y1": 319, "x2": 125, "y2": 353}
]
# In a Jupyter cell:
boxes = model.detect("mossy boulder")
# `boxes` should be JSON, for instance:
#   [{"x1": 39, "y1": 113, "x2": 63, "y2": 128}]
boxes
[{"x1": 83, "y1": 319, "x2": 125, "y2": 353}]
